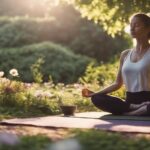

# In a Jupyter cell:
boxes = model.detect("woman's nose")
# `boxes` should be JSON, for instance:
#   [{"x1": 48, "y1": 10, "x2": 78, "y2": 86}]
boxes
[{"x1": 130, "y1": 26, "x2": 135, "y2": 31}]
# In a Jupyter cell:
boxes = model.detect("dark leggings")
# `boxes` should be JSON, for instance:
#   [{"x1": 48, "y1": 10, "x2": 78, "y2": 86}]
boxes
[{"x1": 91, "y1": 91, "x2": 150, "y2": 115}]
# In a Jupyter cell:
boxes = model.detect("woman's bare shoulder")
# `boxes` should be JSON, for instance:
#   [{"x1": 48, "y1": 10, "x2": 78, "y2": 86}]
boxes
[
  {"x1": 120, "y1": 49, "x2": 131, "y2": 62},
  {"x1": 121, "y1": 49, "x2": 131, "y2": 56}
]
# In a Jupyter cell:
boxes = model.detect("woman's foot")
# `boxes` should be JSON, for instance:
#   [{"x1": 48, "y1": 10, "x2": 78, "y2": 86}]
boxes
[
  {"x1": 129, "y1": 101, "x2": 150, "y2": 110},
  {"x1": 124, "y1": 105, "x2": 148, "y2": 116}
]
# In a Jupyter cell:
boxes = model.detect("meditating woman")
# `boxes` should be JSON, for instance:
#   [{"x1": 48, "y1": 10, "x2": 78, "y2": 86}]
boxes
[{"x1": 82, "y1": 13, "x2": 150, "y2": 116}]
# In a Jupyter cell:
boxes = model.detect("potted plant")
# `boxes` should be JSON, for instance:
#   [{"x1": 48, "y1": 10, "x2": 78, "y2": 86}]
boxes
[
  {"x1": 60, "y1": 105, "x2": 77, "y2": 116},
  {"x1": 57, "y1": 92, "x2": 77, "y2": 116}
]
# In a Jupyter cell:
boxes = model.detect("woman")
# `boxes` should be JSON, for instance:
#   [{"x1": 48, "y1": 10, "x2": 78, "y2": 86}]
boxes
[{"x1": 82, "y1": 13, "x2": 150, "y2": 116}]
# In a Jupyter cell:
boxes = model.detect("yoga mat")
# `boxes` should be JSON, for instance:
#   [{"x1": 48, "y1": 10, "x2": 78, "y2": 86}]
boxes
[
  {"x1": 74, "y1": 112, "x2": 150, "y2": 121},
  {"x1": 1, "y1": 112, "x2": 150, "y2": 133}
]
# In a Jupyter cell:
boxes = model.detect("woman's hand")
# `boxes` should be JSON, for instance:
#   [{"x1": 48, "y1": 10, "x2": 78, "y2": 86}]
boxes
[{"x1": 82, "y1": 88, "x2": 95, "y2": 97}]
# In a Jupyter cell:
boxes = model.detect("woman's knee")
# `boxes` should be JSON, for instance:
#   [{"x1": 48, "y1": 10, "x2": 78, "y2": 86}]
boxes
[
  {"x1": 146, "y1": 104, "x2": 150, "y2": 115},
  {"x1": 91, "y1": 93, "x2": 106, "y2": 106}
]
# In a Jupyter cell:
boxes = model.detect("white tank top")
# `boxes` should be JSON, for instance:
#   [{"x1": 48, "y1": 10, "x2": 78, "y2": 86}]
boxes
[{"x1": 122, "y1": 48, "x2": 150, "y2": 92}]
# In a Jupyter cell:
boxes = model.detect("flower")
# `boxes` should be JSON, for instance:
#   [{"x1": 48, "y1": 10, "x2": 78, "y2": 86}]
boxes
[
  {"x1": 9, "y1": 69, "x2": 19, "y2": 77},
  {"x1": 24, "y1": 83, "x2": 32, "y2": 88},
  {"x1": 42, "y1": 91, "x2": 53, "y2": 98},
  {"x1": 34, "y1": 90, "x2": 43, "y2": 98},
  {"x1": 4, "y1": 87, "x2": 15, "y2": 94},
  {"x1": 0, "y1": 71, "x2": 4, "y2": 78},
  {"x1": 34, "y1": 90, "x2": 53, "y2": 98}
]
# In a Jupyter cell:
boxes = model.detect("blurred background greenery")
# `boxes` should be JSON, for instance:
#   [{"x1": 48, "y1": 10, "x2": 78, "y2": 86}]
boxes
[
  {"x1": 0, "y1": 0, "x2": 149, "y2": 91},
  {"x1": 0, "y1": 0, "x2": 142, "y2": 84},
  {"x1": 0, "y1": 1, "x2": 149, "y2": 149}
]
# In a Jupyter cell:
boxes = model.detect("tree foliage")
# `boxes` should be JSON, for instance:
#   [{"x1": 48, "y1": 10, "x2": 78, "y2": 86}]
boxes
[{"x1": 70, "y1": 0, "x2": 150, "y2": 36}]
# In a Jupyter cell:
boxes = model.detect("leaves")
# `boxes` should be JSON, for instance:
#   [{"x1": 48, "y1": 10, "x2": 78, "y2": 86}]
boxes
[{"x1": 71, "y1": 0, "x2": 150, "y2": 36}]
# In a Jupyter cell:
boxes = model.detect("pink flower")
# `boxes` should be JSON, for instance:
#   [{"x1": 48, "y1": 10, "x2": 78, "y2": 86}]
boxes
[{"x1": 4, "y1": 87, "x2": 15, "y2": 94}]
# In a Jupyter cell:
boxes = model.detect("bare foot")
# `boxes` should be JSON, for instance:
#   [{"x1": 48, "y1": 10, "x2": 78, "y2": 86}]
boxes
[
  {"x1": 130, "y1": 101, "x2": 150, "y2": 110},
  {"x1": 124, "y1": 105, "x2": 147, "y2": 116}
]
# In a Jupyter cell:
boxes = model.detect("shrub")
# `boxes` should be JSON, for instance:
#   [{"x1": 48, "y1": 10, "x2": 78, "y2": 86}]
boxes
[
  {"x1": 0, "y1": 16, "x2": 78, "y2": 48},
  {"x1": 0, "y1": 42, "x2": 92, "y2": 83},
  {"x1": 0, "y1": 71, "x2": 98, "y2": 117},
  {"x1": 0, "y1": 70, "x2": 57, "y2": 115},
  {"x1": 0, "y1": 6, "x2": 131, "y2": 62},
  {"x1": 79, "y1": 60, "x2": 126, "y2": 99},
  {"x1": 69, "y1": 20, "x2": 131, "y2": 62}
]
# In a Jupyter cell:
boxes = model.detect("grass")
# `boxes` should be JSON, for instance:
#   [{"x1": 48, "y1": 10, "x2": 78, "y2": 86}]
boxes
[
  {"x1": 0, "y1": 135, "x2": 50, "y2": 150},
  {"x1": 72, "y1": 129, "x2": 150, "y2": 150},
  {"x1": 0, "y1": 129, "x2": 150, "y2": 150},
  {"x1": 0, "y1": 107, "x2": 53, "y2": 121}
]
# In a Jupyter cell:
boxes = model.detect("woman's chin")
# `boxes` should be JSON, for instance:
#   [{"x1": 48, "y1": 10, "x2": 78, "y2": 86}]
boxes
[{"x1": 130, "y1": 34, "x2": 137, "y2": 38}]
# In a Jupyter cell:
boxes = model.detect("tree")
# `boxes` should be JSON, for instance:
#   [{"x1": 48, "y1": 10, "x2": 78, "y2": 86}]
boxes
[{"x1": 67, "y1": 0, "x2": 150, "y2": 36}]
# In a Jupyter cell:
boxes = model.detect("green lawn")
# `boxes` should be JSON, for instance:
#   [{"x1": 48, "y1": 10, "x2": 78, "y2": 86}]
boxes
[{"x1": 0, "y1": 129, "x2": 150, "y2": 150}]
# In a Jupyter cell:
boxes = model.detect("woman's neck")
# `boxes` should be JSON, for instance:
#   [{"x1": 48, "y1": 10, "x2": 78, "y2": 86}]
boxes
[{"x1": 135, "y1": 38, "x2": 150, "y2": 53}]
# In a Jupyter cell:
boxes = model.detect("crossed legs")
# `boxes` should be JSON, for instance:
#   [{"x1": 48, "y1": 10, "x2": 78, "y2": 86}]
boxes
[{"x1": 91, "y1": 93, "x2": 150, "y2": 115}]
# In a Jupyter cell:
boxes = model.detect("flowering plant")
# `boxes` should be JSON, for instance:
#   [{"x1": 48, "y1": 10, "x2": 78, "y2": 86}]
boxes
[
  {"x1": 0, "y1": 69, "x2": 69, "y2": 115},
  {"x1": 9, "y1": 69, "x2": 19, "y2": 77},
  {"x1": 0, "y1": 69, "x2": 27, "y2": 107},
  {"x1": 56, "y1": 83, "x2": 83, "y2": 107},
  {"x1": 0, "y1": 69, "x2": 25, "y2": 94}
]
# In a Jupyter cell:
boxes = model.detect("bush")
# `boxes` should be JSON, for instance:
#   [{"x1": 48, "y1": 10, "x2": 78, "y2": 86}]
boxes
[
  {"x1": 0, "y1": 74, "x2": 98, "y2": 118},
  {"x1": 69, "y1": 20, "x2": 131, "y2": 62},
  {"x1": 0, "y1": 16, "x2": 78, "y2": 48},
  {"x1": 0, "y1": 42, "x2": 92, "y2": 83},
  {"x1": 0, "y1": 5, "x2": 131, "y2": 62},
  {"x1": 79, "y1": 61, "x2": 118, "y2": 86},
  {"x1": 79, "y1": 60, "x2": 126, "y2": 99}
]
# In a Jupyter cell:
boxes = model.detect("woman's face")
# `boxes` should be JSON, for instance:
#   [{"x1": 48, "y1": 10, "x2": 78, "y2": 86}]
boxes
[{"x1": 130, "y1": 16, "x2": 150, "y2": 39}]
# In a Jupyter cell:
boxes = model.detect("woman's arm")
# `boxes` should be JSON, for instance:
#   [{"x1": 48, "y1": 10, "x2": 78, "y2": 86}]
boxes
[
  {"x1": 82, "y1": 50, "x2": 130, "y2": 97},
  {"x1": 93, "y1": 50, "x2": 130, "y2": 95}
]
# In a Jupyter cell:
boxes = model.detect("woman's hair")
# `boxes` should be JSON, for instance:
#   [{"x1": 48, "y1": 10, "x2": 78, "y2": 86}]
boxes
[{"x1": 131, "y1": 13, "x2": 150, "y2": 39}]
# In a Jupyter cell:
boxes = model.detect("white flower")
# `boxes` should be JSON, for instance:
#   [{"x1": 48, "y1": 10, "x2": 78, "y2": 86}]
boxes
[
  {"x1": 34, "y1": 90, "x2": 43, "y2": 98},
  {"x1": 73, "y1": 83, "x2": 83, "y2": 89},
  {"x1": 34, "y1": 90, "x2": 53, "y2": 98},
  {"x1": 42, "y1": 91, "x2": 53, "y2": 98},
  {"x1": 24, "y1": 83, "x2": 32, "y2": 88},
  {"x1": 0, "y1": 71, "x2": 4, "y2": 78},
  {"x1": 0, "y1": 77, "x2": 10, "y2": 84},
  {"x1": 9, "y1": 68, "x2": 19, "y2": 77}
]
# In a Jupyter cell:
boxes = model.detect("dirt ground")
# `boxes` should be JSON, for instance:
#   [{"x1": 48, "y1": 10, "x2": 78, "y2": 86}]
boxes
[
  {"x1": 0, "y1": 125, "x2": 70, "y2": 141},
  {"x1": 0, "y1": 125, "x2": 150, "y2": 141}
]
